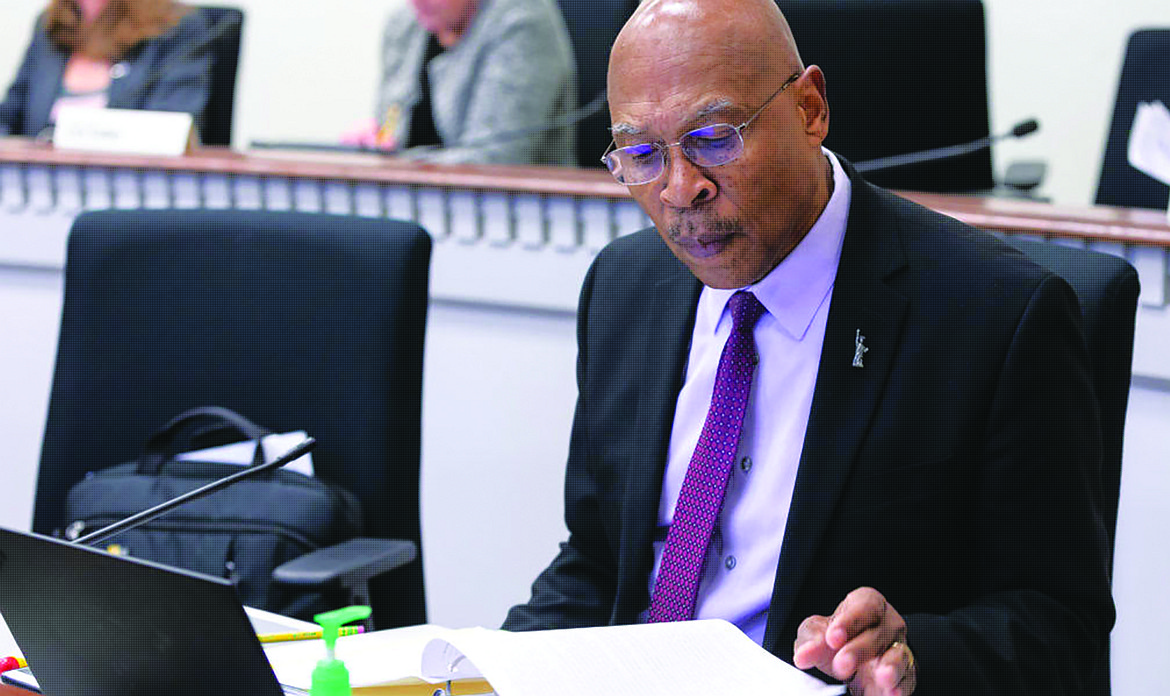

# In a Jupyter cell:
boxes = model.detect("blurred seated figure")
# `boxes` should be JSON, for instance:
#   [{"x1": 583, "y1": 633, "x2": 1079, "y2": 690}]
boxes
[
  {"x1": 343, "y1": 0, "x2": 577, "y2": 165},
  {"x1": 0, "y1": 0, "x2": 211, "y2": 139}
]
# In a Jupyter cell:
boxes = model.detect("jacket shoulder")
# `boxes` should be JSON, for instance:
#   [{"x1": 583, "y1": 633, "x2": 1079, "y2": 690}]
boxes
[{"x1": 592, "y1": 228, "x2": 689, "y2": 283}]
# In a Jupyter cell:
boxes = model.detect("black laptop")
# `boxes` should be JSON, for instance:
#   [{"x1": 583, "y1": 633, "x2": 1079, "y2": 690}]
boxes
[{"x1": 0, "y1": 527, "x2": 305, "y2": 696}]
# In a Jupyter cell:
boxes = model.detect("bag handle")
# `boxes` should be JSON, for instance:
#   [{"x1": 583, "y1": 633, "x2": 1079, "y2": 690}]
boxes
[{"x1": 138, "y1": 406, "x2": 271, "y2": 475}]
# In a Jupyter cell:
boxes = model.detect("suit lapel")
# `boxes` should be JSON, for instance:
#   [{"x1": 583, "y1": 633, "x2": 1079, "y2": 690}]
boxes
[
  {"x1": 763, "y1": 174, "x2": 910, "y2": 650},
  {"x1": 614, "y1": 263, "x2": 701, "y2": 622}
]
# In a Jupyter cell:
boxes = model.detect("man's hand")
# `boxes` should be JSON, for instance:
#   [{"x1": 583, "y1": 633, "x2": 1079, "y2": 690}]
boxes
[{"x1": 793, "y1": 587, "x2": 917, "y2": 696}]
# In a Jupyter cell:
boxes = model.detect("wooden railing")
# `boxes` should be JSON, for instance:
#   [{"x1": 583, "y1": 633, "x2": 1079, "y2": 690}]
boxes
[{"x1": 1, "y1": 137, "x2": 1167, "y2": 314}]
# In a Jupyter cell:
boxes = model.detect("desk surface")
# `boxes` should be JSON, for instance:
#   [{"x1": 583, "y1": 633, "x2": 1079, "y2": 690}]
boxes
[{"x1": 2, "y1": 137, "x2": 1169, "y2": 248}]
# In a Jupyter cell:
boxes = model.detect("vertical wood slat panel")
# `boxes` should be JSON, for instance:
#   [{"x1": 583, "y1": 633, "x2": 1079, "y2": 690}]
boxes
[
  {"x1": 233, "y1": 175, "x2": 263, "y2": 210},
  {"x1": 201, "y1": 172, "x2": 232, "y2": 209},
  {"x1": 111, "y1": 169, "x2": 141, "y2": 210},
  {"x1": 417, "y1": 187, "x2": 448, "y2": 239},
  {"x1": 513, "y1": 193, "x2": 545, "y2": 249},
  {"x1": 0, "y1": 164, "x2": 26, "y2": 212},
  {"x1": 448, "y1": 189, "x2": 481, "y2": 243},
  {"x1": 482, "y1": 191, "x2": 513, "y2": 246},
  {"x1": 82, "y1": 167, "x2": 112, "y2": 211}
]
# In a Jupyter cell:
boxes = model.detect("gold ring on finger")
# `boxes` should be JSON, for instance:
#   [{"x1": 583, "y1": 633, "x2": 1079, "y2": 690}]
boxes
[{"x1": 890, "y1": 640, "x2": 915, "y2": 675}]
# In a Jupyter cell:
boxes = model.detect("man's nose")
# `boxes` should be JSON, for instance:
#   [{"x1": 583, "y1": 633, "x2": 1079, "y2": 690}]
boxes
[{"x1": 659, "y1": 147, "x2": 717, "y2": 209}]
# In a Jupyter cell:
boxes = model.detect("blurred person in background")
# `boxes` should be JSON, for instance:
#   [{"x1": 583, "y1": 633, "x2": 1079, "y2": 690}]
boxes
[
  {"x1": 0, "y1": 0, "x2": 211, "y2": 139},
  {"x1": 343, "y1": 0, "x2": 577, "y2": 165}
]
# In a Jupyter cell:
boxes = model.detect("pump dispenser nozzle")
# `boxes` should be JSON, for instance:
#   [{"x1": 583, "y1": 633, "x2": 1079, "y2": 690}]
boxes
[{"x1": 309, "y1": 605, "x2": 372, "y2": 696}]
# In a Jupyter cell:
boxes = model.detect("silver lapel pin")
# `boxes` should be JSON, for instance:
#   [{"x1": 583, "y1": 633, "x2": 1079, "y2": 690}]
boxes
[{"x1": 853, "y1": 329, "x2": 868, "y2": 368}]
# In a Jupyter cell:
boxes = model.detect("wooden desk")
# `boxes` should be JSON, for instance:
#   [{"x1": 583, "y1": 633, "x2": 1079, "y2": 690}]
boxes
[{"x1": 2, "y1": 137, "x2": 1168, "y2": 313}]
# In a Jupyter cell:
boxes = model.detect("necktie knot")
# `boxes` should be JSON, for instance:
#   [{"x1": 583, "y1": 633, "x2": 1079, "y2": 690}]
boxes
[{"x1": 728, "y1": 291, "x2": 765, "y2": 333}]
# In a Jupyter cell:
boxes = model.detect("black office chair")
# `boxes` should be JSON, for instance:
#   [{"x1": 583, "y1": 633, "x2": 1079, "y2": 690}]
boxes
[
  {"x1": 197, "y1": 6, "x2": 244, "y2": 147},
  {"x1": 1007, "y1": 238, "x2": 1140, "y2": 696},
  {"x1": 33, "y1": 210, "x2": 432, "y2": 630},
  {"x1": 1095, "y1": 29, "x2": 1170, "y2": 210},
  {"x1": 779, "y1": 0, "x2": 996, "y2": 193},
  {"x1": 555, "y1": 0, "x2": 639, "y2": 167}
]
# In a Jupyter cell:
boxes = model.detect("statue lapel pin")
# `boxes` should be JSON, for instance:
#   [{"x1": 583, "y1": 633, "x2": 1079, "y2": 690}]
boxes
[{"x1": 852, "y1": 329, "x2": 868, "y2": 368}]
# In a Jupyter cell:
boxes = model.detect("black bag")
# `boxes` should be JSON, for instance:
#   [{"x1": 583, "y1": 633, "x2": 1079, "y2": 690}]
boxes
[{"x1": 62, "y1": 406, "x2": 363, "y2": 619}]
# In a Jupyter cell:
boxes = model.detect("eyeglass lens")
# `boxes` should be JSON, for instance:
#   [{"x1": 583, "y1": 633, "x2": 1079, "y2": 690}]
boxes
[{"x1": 604, "y1": 124, "x2": 744, "y2": 185}]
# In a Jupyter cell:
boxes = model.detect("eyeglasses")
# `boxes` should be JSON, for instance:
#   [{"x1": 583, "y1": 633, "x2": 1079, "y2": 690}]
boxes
[{"x1": 601, "y1": 72, "x2": 803, "y2": 186}]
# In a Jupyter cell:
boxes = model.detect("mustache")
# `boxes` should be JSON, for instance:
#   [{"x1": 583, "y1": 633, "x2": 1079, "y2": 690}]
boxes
[{"x1": 666, "y1": 216, "x2": 744, "y2": 241}]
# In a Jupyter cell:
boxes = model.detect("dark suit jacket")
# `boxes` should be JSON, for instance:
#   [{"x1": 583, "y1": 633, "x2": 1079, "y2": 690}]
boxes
[
  {"x1": 503, "y1": 164, "x2": 1115, "y2": 696},
  {"x1": 0, "y1": 11, "x2": 211, "y2": 138}
]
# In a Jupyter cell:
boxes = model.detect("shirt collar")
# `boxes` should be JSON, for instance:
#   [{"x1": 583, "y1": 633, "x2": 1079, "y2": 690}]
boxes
[{"x1": 700, "y1": 148, "x2": 851, "y2": 340}]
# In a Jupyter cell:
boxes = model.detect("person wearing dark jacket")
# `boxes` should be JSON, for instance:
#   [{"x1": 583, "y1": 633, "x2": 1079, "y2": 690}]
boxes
[
  {"x1": 503, "y1": 1, "x2": 1114, "y2": 694},
  {"x1": 0, "y1": 0, "x2": 211, "y2": 139}
]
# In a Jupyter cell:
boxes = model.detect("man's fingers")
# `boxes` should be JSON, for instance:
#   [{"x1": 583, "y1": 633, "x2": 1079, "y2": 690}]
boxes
[
  {"x1": 798, "y1": 589, "x2": 914, "y2": 695},
  {"x1": 832, "y1": 608, "x2": 907, "y2": 678},
  {"x1": 826, "y1": 587, "x2": 887, "y2": 649},
  {"x1": 792, "y1": 615, "x2": 832, "y2": 670},
  {"x1": 872, "y1": 641, "x2": 917, "y2": 696}
]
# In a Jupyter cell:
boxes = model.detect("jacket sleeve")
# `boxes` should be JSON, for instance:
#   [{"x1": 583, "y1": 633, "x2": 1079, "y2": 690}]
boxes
[
  {"x1": 905, "y1": 273, "x2": 1115, "y2": 695},
  {"x1": 502, "y1": 259, "x2": 622, "y2": 631},
  {"x1": 0, "y1": 19, "x2": 45, "y2": 137},
  {"x1": 406, "y1": 8, "x2": 575, "y2": 166}
]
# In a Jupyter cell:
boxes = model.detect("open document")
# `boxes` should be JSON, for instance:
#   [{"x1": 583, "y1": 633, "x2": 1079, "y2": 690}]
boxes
[{"x1": 265, "y1": 619, "x2": 845, "y2": 696}]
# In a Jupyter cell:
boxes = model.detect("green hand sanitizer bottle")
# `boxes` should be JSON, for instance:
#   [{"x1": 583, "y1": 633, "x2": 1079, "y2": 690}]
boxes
[{"x1": 309, "y1": 605, "x2": 372, "y2": 696}]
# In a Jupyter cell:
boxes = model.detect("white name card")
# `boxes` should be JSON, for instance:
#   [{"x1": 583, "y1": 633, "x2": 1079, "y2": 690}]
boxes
[{"x1": 53, "y1": 106, "x2": 196, "y2": 157}]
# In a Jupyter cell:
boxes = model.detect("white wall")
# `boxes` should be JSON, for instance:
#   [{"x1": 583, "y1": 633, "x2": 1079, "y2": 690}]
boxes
[
  {"x1": 4, "y1": 1, "x2": 1170, "y2": 204},
  {"x1": 986, "y1": 0, "x2": 1170, "y2": 205},
  {"x1": 0, "y1": 0, "x2": 399, "y2": 147}
]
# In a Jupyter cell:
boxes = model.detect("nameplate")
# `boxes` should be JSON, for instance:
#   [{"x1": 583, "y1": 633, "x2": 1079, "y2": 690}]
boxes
[{"x1": 53, "y1": 107, "x2": 196, "y2": 157}]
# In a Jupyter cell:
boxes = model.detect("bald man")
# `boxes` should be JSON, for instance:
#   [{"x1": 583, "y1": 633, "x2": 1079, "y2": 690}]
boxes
[{"x1": 503, "y1": 1, "x2": 1113, "y2": 694}]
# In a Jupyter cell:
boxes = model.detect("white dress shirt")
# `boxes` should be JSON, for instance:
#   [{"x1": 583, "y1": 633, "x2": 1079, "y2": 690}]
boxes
[{"x1": 646, "y1": 150, "x2": 852, "y2": 643}]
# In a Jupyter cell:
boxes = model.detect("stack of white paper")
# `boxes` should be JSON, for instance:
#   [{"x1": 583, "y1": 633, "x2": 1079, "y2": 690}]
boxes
[
  {"x1": 265, "y1": 619, "x2": 845, "y2": 696},
  {"x1": 1128, "y1": 100, "x2": 1170, "y2": 215}
]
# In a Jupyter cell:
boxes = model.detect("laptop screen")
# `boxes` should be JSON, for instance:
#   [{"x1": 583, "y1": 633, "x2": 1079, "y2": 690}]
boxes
[{"x1": 0, "y1": 527, "x2": 287, "y2": 696}]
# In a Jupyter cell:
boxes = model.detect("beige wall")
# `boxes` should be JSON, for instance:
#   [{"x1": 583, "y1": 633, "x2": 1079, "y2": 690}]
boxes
[
  {"x1": 2, "y1": 1, "x2": 1170, "y2": 204},
  {"x1": 987, "y1": 0, "x2": 1170, "y2": 205},
  {"x1": 0, "y1": 0, "x2": 399, "y2": 145}
]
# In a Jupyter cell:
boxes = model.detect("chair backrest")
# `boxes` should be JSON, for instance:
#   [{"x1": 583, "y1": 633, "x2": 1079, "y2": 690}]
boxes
[
  {"x1": 33, "y1": 210, "x2": 432, "y2": 630},
  {"x1": 555, "y1": 0, "x2": 639, "y2": 167},
  {"x1": 197, "y1": 6, "x2": 244, "y2": 147},
  {"x1": 1006, "y1": 238, "x2": 1140, "y2": 696},
  {"x1": 779, "y1": 0, "x2": 994, "y2": 193},
  {"x1": 1095, "y1": 29, "x2": 1170, "y2": 210}
]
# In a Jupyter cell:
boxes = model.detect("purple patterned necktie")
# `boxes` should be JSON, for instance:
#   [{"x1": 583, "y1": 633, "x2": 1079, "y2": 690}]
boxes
[{"x1": 648, "y1": 290, "x2": 766, "y2": 623}]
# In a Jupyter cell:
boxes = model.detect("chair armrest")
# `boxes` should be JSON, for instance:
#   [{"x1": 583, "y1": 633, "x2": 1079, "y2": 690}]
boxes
[{"x1": 272, "y1": 537, "x2": 417, "y2": 588}]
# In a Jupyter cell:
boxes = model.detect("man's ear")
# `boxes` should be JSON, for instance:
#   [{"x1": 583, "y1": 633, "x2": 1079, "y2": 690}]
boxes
[{"x1": 797, "y1": 66, "x2": 829, "y2": 144}]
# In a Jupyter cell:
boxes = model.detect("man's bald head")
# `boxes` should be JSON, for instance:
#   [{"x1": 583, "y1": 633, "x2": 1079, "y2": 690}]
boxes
[{"x1": 609, "y1": 0, "x2": 804, "y2": 99}]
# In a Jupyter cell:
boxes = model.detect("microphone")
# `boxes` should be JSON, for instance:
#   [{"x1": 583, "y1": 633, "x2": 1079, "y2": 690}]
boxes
[
  {"x1": 409, "y1": 90, "x2": 609, "y2": 160},
  {"x1": 73, "y1": 436, "x2": 317, "y2": 547},
  {"x1": 853, "y1": 118, "x2": 1040, "y2": 173}
]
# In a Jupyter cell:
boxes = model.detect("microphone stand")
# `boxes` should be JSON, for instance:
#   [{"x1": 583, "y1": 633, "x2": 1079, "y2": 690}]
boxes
[
  {"x1": 854, "y1": 119, "x2": 1040, "y2": 174},
  {"x1": 74, "y1": 437, "x2": 317, "y2": 547}
]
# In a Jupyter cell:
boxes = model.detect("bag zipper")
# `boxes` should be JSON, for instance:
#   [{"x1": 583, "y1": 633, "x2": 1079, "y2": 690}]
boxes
[{"x1": 67, "y1": 516, "x2": 321, "y2": 551}]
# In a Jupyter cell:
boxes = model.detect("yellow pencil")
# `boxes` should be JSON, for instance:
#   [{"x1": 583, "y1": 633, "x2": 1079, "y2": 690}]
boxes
[
  {"x1": 0, "y1": 655, "x2": 27, "y2": 671},
  {"x1": 258, "y1": 626, "x2": 365, "y2": 644}
]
